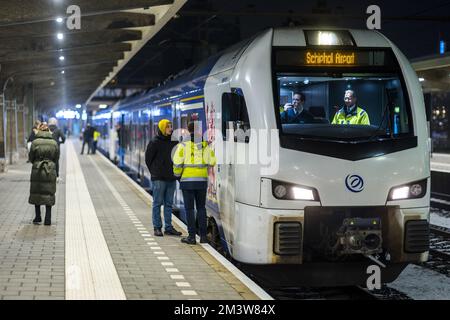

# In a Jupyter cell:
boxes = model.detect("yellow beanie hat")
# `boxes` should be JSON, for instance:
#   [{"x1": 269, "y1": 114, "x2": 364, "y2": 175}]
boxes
[{"x1": 158, "y1": 119, "x2": 171, "y2": 136}]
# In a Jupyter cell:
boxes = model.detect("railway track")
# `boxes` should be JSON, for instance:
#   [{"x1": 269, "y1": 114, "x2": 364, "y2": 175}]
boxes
[
  {"x1": 264, "y1": 285, "x2": 411, "y2": 300},
  {"x1": 418, "y1": 224, "x2": 450, "y2": 277}
]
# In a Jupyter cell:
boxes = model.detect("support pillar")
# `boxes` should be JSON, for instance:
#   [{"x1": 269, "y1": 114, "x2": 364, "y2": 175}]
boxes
[
  {"x1": 6, "y1": 99, "x2": 19, "y2": 165},
  {"x1": 16, "y1": 102, "x2": 27, "y2": 157},
  {"x1": 0, "y1": 94, "x2": 6, "y2": 172}
]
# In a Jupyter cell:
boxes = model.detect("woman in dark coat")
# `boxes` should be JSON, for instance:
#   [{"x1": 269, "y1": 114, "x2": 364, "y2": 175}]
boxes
[{"x1": 28, "y1": 123, "x2": 60, "y2": 225}]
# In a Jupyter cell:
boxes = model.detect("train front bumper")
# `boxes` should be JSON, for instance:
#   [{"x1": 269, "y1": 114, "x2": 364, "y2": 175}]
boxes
[{"x1": 232, "y1": 203, "x2": 429, "y2": 265}]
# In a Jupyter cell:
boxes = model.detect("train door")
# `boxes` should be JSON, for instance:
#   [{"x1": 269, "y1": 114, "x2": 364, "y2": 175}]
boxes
[
  {"x1": 170, "y1": 100, "x2": 182, "y2": 208},
  {"x1": 204, "y1": 71, "x2": 236, "y2": 250},
  {"x1": 172, "y1": 101, "x2": 181, "y2": 131},
  {"x1": 137, "y1": 110, "x2": 144, "y2": 184}
]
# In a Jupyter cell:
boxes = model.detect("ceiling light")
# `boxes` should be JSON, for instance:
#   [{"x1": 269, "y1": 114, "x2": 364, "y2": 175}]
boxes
[
  {"x1": 59, "y1": 56, "x2": 65, "y2": 61},
  {"x1": 419, "y1": 77, "x2": 425, "y2": 82},
  {"x1": 99, "y1": 104, "x2": 108, "y2": 109},
  {"x1": 61, "y1": 70, "x2": 65, "y2": 74},
  {"x1": 57, "y1": 33, "x2": 64, "y2": 40},
  {"x1": 56, "y1": 17, "x2": 63, "y2": 23}
]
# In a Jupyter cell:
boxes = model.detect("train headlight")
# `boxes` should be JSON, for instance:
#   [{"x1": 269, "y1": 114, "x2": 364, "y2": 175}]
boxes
[
  {"x1": 274, "y1": 185, "x2": 288, "y2": 198},
  {"x1": 272, "y1": 180, "x2": 319, "y2": 201},
  {"x1": 387, "y1": 179, "x2": 427, "y2": 201}
]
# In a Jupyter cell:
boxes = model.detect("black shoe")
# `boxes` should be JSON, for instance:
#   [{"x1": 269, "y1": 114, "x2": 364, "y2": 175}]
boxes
[
  {"x1": 154, "y1": 229, "x2": 163, "y2": 237},
  {"x1": 200, "y1": 236, "x2": 208, "y2": 244},
  {"x1": 181, "y1": 237, "x2": 196, "y2": 245},
  {"x1": 165, "y1": 228, "x2": 182, "y2": 236},
  {"x1": 44, "y1": 212, "x2": 51, "y2": 225},
  {"x1": 32, "y1": 217, "x2": 41, "y2": 225}
]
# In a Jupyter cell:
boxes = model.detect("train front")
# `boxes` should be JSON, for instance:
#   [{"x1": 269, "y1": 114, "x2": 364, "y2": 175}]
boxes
[{"x1": 230, "y1": 28, "x2": 430, "y2": 286}]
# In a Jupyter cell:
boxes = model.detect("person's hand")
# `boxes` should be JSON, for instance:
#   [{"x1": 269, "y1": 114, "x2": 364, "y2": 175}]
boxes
[{"x1": 284, "y1": 103, "x2": 294, "y2": 110}]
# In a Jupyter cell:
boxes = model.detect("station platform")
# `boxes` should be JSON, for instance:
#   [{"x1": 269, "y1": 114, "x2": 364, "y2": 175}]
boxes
[
  {"x1": 0, "y1": 139, "x2": 270, "y2": 300},
  {"x1": 431, "y1": 153, "x2": 450, "y2": 173}
]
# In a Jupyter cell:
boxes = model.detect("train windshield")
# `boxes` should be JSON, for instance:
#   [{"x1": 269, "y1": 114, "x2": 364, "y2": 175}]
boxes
[{"x1": 273, "y1": 48, "x2": 413, "y2": 142}]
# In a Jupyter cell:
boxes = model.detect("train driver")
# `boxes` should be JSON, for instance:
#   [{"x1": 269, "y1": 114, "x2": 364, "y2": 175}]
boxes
[
  {"x1": 331, "y1": 90, "x2": 370, "y2": 125},
  {"x1": 280, "y1": 92, "x2": 314, "y2": 124}
]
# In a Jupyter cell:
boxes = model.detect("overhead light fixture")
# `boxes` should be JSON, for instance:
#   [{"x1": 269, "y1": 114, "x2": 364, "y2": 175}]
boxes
[
  {"x1": 99, "y1": 104, "x2": 108, "y2": 109},
  {"x1": 57, "y1": 33, "x2": 64, "y2": 40},
  {"x1": 56, "y1": 17, "x2": 63, "y2": 23},
  {"x1": 61, "y1": 70, "x2": 65, "y2": 74},
  {"x1": 59, "y1": 56, "x2": 65, "y2": 61},
  {"x1": 419, "y1": 77, "x2": 425, "y2": 82},
  {"x1": 75, "y1": 104, "x2": 82, "y2": 109}
]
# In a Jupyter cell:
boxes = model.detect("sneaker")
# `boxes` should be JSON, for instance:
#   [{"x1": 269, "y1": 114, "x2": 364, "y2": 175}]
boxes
[
  {"x1": 154, "y1": 228, "x2": 163, "y2": 237},
  {"x1": 181, "y1": 237, "x2": 196, "y2": 245},
  {"x1": 32, "y1": 217, "x2": 41, "y2": 225},
  {"x1": 164, "y1": 228, "x2": 182, "y2": 236},
  {"x1": 200, "y1": 236, "x2": 208, "y2": 244}
]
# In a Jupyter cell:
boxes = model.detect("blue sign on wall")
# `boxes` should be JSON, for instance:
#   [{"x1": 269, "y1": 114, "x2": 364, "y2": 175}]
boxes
[{"x1": 440, "y1": 40, "x2": 446, "y2": 55}]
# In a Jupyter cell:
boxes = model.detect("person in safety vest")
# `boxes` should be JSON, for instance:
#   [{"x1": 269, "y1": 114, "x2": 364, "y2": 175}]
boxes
[
  {"x1": 173, "y1": 121, "x2": 216, "y2": 245},
  {"x1": 331, "y1": 90, "x2": 370, "y2": 125}
]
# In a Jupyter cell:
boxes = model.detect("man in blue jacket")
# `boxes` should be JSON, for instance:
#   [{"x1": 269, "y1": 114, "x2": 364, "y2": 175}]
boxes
[{"x1": 280, "y1": 93, "x2": 314, "y2": 124}]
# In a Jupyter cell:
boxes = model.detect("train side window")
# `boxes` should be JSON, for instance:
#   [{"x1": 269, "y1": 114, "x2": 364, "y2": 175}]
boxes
[{"x1": 222, "y1": 88, "x2": 251, "y2": 143}]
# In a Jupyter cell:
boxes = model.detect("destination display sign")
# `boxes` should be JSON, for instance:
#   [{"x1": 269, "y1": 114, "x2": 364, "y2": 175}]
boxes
[
  {"x1": 305, "y1": 51, "x2": 355, "y2": 65},
  {"x1": 275, "y1": 49, "x2": 394, "y2": 68}
]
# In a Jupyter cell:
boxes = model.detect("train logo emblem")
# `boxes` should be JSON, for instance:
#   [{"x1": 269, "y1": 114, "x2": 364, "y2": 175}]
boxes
[{"x1": 345, "y1": 174, "x2": 364, "y2": 193}]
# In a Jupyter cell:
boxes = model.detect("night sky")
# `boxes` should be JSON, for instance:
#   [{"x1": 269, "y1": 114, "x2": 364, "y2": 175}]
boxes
[{"x1": 205, "y1": 0, "x2": 450, "y2": 59}]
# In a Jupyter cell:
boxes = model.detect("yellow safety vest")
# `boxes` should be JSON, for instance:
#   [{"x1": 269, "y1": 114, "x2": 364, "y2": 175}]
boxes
[
  {"x1": 93, "y1": 131, "x2": 101, "y2": 141},
  {"x1": 332, "y1": 106, "x2": 370, "y2": 125},
  {"x1": 173, "y1": 140, "x2": 216, "y2": 183}
]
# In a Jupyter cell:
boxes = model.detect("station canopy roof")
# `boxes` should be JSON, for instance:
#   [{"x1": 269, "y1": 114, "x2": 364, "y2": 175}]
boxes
[
  {"x1": 412, "y1": 53, "x2": 450, "y2": 93},
  {"x1": 0, "y1": 0, "x2": 186, "y2": 111}
]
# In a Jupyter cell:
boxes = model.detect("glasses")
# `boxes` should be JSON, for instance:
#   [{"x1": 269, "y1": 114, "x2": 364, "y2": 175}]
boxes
[{"x1": 344, "y1": 97, "x2": 353, "y2": 101}]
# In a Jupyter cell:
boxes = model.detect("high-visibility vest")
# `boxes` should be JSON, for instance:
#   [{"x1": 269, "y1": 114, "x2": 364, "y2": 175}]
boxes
[
  {"x1": 332, "y1": 106, "x2": 370, "y2": 125},
  {"x1": 173, "y1": 140, "x2": 216, "y2": 183}
]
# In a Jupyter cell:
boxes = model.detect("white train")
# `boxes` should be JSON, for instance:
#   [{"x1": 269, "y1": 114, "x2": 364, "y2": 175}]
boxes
[{"x1": 93, "y1": 27, "x2": 430, "y2": 286}]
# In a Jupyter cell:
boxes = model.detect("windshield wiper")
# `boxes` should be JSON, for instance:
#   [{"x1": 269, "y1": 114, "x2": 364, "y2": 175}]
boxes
[{"x1": 368, "y1": 88, "x2": 394, "y2": 141}]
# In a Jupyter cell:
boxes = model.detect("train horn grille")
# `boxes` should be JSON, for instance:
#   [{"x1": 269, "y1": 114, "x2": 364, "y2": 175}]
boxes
[
  {"x1": 274, "y1": 222, "x2": 302, "y2": 256},
  {"x1": 404, "y1": 220, "x2": 429, "y2": 253}
]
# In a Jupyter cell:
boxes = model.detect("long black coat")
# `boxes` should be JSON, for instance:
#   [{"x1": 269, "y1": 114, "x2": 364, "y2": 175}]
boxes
[
  {"x1": 28, "y1": 131, "x2": 60, "y2": 206},
  {"x1": 145, "y1": 129, "x2": 178, "y2": 181}
]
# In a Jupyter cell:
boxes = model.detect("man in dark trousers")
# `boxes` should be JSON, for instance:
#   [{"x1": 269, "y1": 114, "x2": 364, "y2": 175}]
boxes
[
  {"x1": 48, "y1": 117, "x2": 65, "y2": 181},
  {"x1": 173, "y1": 121, "x2": 217, "y2": 245},
  {"x1": 80, "y1": 123, "x2": 94, "y2": 155},
  {"x1": 145, "y1": 119, "x2": 182, "y2": 237}
]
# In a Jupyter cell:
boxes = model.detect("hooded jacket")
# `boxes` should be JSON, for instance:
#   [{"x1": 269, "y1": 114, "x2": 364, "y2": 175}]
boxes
[
  {"x1": 28, "y1": 131, "x2": 60, "y2": 206},
  {"x1": 145, "y1": 128, "x2": 178, "y2": 181},
  {"x1": 49, "y1": 124, "x2": 66, "y2": 146}
]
